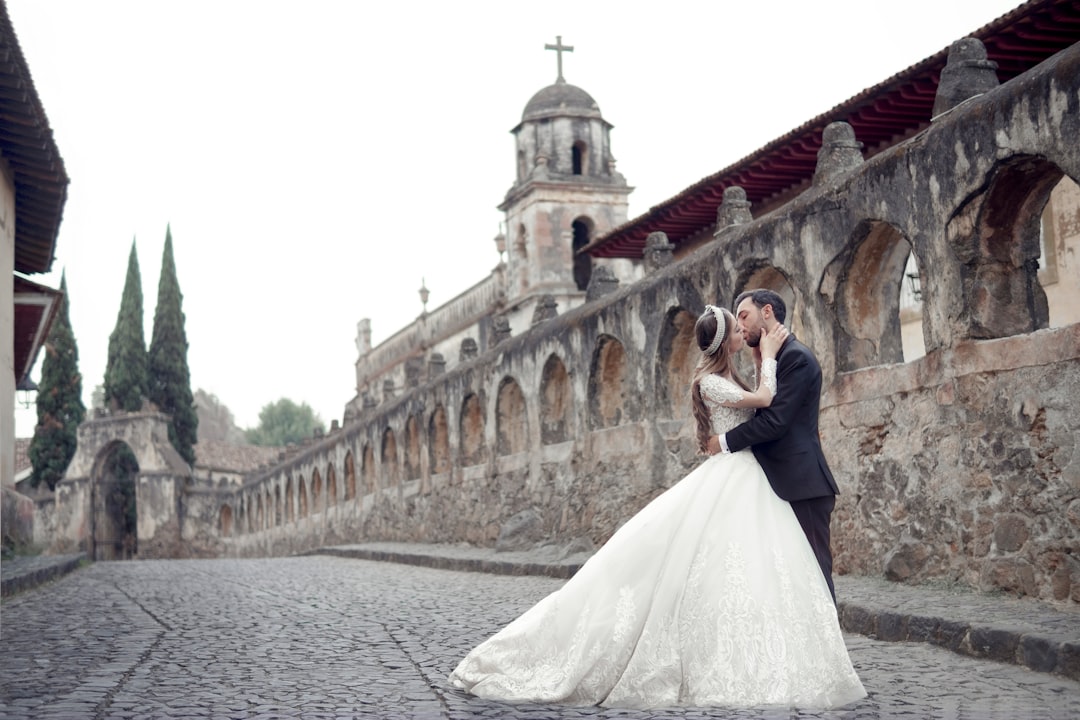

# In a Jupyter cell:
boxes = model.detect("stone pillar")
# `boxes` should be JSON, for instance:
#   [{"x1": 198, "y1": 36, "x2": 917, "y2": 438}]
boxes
[
  {"x1": 813, "y1": 122, "x2": 864, "y2": 186},
  {"x1": 714, "y1": 186, "x2": 753, "y2": 236},
  {"x1": 428, "y1": 352, "x2": 446, "y2": 379},
  {"x1": 932, "y1": 38, "x2": 999, "y2": 119},
  {"x1": 642, "y1": 232, "x2": 674, "y2": 272},
  {"x1": 460, "y1": 338, "x2": 478, "y2": 362},
  {"x1": 531, "y1": 295, "x2": 559, "y2": 325},
  {"x1": 490, "y1": 316, "x2": 512, "y2": 348},
  {"x1": 585, "y1": 265, "x2": 619, "y2": 302}
]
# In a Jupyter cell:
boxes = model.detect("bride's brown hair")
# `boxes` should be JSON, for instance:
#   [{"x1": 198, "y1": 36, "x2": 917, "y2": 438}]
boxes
[{"x1": 691, "y1": 307, "x2": 750, "y2": 453}]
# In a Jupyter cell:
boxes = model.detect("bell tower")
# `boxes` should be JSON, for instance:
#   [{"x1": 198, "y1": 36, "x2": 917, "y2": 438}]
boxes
[{"x1": 499, "y1": 37, "x2": 633, "y2": 328}]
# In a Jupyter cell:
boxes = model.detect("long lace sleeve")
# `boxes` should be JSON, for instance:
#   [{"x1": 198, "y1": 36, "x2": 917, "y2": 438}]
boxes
[
  {"x1": 760, "y1": 358, "x2": 777, "y2": 395},
  {"x1": 699, "y1": 373, "x2": 744, "y2": 405}
]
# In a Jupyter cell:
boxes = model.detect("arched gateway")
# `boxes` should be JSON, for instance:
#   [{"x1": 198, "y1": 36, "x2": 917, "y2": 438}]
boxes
[{"x1": 52, "y1": 410, "x2": 192, "y2": 559}]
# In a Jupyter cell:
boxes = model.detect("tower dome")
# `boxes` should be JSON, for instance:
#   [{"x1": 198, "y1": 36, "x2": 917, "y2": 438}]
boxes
[{"x1": 522, "y1": 81, "x2": 601, "y2": 122}]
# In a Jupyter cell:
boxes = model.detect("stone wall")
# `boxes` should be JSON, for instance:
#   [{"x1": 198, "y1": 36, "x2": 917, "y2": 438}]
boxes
[{"x1": 206, "y1": 43, "x2": 1079, "y2": 604}]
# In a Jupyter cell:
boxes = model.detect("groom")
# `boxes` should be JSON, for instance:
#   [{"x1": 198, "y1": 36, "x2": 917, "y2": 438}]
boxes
[{"x1": 707, "y1": 288, "x2": 840, "y2": 601}]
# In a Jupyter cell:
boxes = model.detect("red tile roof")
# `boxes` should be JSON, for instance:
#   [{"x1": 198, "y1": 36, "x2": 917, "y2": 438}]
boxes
[{"x1": 584, "y1": 0, "x2": 1080, "y2": 258}]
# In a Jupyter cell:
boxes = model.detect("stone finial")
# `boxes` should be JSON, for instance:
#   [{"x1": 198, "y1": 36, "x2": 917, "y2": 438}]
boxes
[
  {"x1": 404, "y1": 356, "x2": 424, "y2": 386},
  {"x1": 813, "y1": 122, "x2": 864, "y2": 186},
  {"x1": 330, "y1": 419, "x2": 339, "y2": 432},
  {"x1": 585, "y1": 265, "x2": 620, "y2": 302},
  {"x1": 714, "y1": 186, "x2": 753, "y2": 235},
  {"x1": 531, "y1": 295, "x2": 559, "y2": 325},
  {"x1": 490, "y1": 316, "x2": 512, "y2": 348},
  {"x1": 355, "y1": 318, "x2": 372, "y2": 355},
  {"x1": 428, "y1": 352, "x2": 446, "y2": 379},
  {"x1": 460, "y1": 337, "x2": 478, "y2": 361},
  {"x1": 382, "y1": 378, "x2": 395, "y2": 402},
  {"x1": 642, "y1": 232, "x2": 674, "y2": 272},
  {"x1": 932, "y1": 38, "x2": 999, "y2": 119}
]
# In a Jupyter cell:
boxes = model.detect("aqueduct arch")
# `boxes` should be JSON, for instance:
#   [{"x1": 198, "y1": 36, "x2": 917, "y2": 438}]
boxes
[{"x1": 52, "y1": 411, "x2": 192, "y2": 559}]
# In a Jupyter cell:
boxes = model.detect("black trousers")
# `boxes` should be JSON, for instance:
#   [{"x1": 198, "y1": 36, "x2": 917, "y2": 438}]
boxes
[{"x1": 790, "y1": 494, "x2": 837, "y2": 603}]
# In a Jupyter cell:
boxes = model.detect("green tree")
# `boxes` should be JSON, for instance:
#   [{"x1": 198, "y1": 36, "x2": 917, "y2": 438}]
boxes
[
  {"x1": 104, "y1": 240, "x2": 148, "y2": 411},
  {"x1": 246, "y1": 398, "x2": 325, "y2": 447},
  {"x1": 148, "y1": 226, "x2": 198, "y2": 465},
  {"x1": 29, "y1": 272, "x2": 86, "y2": 490}
]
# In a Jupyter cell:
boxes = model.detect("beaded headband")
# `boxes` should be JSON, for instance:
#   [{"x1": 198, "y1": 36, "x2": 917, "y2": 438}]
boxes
[{"x1": 703, "y1": 305, "x2": 726, "y2": 356}]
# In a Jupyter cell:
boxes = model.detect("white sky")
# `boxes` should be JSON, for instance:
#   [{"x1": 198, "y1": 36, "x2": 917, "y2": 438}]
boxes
[{"x1": 10, "y1": 0, "x2": 1024, "y2": 436}]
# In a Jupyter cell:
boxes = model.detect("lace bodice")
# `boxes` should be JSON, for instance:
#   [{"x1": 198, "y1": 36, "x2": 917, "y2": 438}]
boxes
[{"x1": 698, "y1": 359, "x2": 777, "y2": 435}]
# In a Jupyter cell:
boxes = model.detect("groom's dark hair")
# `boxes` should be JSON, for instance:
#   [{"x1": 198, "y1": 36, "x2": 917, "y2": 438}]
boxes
[{"x1": 734, "y1": 288, "x2": 787, "y2": 324}]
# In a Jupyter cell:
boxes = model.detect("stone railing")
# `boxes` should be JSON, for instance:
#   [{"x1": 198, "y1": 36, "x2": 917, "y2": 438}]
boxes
[{"x1": 355, "y1": 270, "x2": 505, "y2": 389}]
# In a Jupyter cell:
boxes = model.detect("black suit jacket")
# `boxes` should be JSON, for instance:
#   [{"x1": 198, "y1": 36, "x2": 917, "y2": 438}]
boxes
[{"x1": 726, "y1": 335, "x2": 839, "y2": 502}]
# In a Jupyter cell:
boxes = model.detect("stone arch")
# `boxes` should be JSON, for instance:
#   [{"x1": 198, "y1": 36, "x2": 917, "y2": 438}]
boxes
[
  {"x1": 88, "y1": 440, "x2": 140, "y2": 561},
  {"x1": 382, "y1": 427, "x2": 399, "y2": 487},
  {"x1": 496, "y1": 377, "x2": 528, "y2": 456},
  {"x1": 344, "y1": 451, "x2": 356, "y2": 500},
  {"x1": 655, "y1": 307, "x2": 698, "y2": 418},
  {"x1": 949, "y1": 154, "x2": 1058, "y2": 339},
  {"x1": 460, "y1": 393, "x2": 486, "y2": 466},
  {"x1": 540, "y1": 354, "x2": 572, "y2": 444},
  {"x1": 733, "y1": 264, "x2": 797, "y2": 324},
  {"x1": 589, "y1": 335, "x2": 632, "y2": 429},
  {"x1": 274, "y1": 485, "x2": 283, "y2": 525},
  {"x1": 403, "y1": 415, "x2": 422, "y2": 481},
  {"x1": 429, "y1": 405, "x2": 451, "y2": 475},
  {"x1": 53, "y1": 412, "x2": 191, "y2": 560},
  {"x1": 362, "y1": 444, "x2": 376, "y2": 494},
  {"x1": 312, "y1": 468, "x2": 322, "y2": 514},
  {"x1": 326, "y1": 464, "x2": 337, "y2": 506},
  {"x1": 572, "y1": 217, "x2": 593, "y2": 291},
  {"x1": 572, "y1": 139, "x2": 587, "y2": 175},
  {"x1": 285, "y1": 477, "x2": 295, "y2": 523},
  {"x1": 822, "y1": 220, "x2": 918, "y2": 371},
  {"x1": 220, "y1": 504, "x2": 233, "y2": 538},
  {"x1": 299, "y1": 475, "x2": 310, "y2": 519}
]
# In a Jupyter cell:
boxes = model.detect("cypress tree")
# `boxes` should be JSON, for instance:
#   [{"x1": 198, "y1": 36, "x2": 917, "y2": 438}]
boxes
[
  {"x1": 148, "y1": 226, "x2": 198, "y2": 465},
  {"x1": 29, "y1": 272, "x2": 86, "y2": 490},
  {"x1": 104, "y1": 239, "x2": 148, "y2": 412}
]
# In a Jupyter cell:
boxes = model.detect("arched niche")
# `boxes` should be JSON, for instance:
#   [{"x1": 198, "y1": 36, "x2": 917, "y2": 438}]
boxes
[
  {"x1": 403, "y1": 415, "x2": 422, "y2": 481},
  {"x1": 588, "y1": 335, "x2": 632, "y2": 429},
  {"x1": 949, "y1": 154, "x2": 1059, "y2": 339},
  {"x1": 540, "y1": 354, "x2": 572, "y2": 444},
  {"x1": 429, "y1": 405, "x2": 451, "y2": 475},
  {"x1": 382, "y1": 428, "x2": 399, "y2": 487},
  {"x1": 655, "y1": 307, "x2": 698, "y2": 418},
  {"x1": 460, "y1": 393, "x2": 486, "y2": 466},
  {"x1": 496, "y1": 377, "x2": 528, "y2": 456},
  {"x1": 821, "y1": 220, "x2": 917, "y2": 371}
]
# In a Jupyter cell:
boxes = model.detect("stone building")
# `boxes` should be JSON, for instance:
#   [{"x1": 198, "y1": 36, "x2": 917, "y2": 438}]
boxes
[
  {"x1": 348, "y1": 39, "x2": 639, "y2": 421},
  {"x1": 0, "y1": 4, "x2": 68, "y2": 551},
  {"x1": 41, "y1": 1, "x2": 1080, "y2": 606}
]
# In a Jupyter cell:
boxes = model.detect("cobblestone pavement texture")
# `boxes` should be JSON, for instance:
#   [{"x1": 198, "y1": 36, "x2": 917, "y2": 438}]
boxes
[{"x1": 0, "y1": 550, "x2": 1077, "y2": 719}]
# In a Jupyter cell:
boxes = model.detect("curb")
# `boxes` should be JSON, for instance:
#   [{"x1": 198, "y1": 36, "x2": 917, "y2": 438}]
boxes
[
  {"x1": 1, "y1": 553, "x2": 87, "y2": 598},
  {"x1": 836, "y1": 600, "x2": 1080, "y2": 683},
  {"x1": 312, "y1": 546, "x2": 583, "y2": 579}
]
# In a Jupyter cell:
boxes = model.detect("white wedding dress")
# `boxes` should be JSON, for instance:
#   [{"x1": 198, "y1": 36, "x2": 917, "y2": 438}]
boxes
[{"x1": 448, "y1": 367, "x2": 867, "y2": 709}]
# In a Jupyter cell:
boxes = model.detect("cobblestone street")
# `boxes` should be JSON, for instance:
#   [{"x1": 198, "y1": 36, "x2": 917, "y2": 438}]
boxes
[{"x1": 2, "y1": 556, "x2": 1078, "y2": 719}]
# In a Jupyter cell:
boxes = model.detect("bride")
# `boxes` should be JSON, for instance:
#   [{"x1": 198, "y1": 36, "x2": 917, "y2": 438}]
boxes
[{"x1": 448, "y1": 304, "x2": 866, "y2": 709}]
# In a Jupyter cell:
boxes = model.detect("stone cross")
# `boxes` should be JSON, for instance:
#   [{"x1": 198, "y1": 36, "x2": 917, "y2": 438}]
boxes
[{"x1": 545, "y1": 35, "x2": 573, "y2": 83}]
